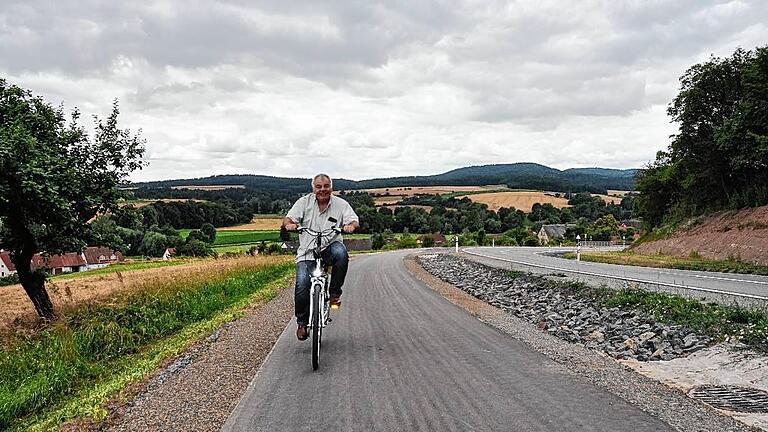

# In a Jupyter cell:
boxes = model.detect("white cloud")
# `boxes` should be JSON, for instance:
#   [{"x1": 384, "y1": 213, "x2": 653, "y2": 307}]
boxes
[{"x1": 0, "y1": 0, "x2": 765, "y2": 182}]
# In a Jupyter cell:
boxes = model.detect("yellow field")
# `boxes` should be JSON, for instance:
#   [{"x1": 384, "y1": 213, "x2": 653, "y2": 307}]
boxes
[
  {"x1": 467, "y1": 191, "x2": 571, "y2": 212},
  {"x1": 218, "y1": 217, "x2": 283, "y2": 231}
]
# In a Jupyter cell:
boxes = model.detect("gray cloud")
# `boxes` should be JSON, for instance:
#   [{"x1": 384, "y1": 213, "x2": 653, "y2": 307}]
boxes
[{"x1": 0, "y1": 0, "x2": 765, "y2": 181}]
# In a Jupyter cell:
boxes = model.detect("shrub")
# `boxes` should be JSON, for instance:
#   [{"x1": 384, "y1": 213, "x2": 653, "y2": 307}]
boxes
[{"x1": 0, "y1": 273, "x2": 20, "y2": 287}]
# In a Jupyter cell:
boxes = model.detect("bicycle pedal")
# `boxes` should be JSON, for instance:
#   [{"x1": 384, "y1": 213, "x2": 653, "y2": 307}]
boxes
[{"x1": 327, "y1": 317, "x2": 333, "y2": 322}]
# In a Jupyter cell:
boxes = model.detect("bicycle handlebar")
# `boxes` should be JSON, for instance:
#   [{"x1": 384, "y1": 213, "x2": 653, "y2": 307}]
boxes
[{"x1": 297, "y1": 226, "x2": 342, "y2": 236}]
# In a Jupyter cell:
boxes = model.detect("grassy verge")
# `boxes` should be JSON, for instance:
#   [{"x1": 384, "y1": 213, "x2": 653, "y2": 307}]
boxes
[
  {"x1": 562, "y1": 251, "x2": 768, "y2": 275},
  {"x1": 0, "y1": 257, "x2": 294, "y2": 431},
  {"x1": 51, "y1": 259, "x2": 190, "y2": 281},
  {"x1": 539, "y1": 277, "x2": 768, "y2": 350}
]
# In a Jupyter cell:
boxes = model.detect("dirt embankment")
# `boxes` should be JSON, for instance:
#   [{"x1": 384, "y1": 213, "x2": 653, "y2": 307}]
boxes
[{"x1": 633, "y1": 205, "x2": 768, "y2": 265}]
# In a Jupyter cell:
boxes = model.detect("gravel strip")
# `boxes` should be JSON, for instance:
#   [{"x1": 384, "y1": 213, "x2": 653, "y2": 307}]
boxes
[
  {"x1": 105, "y1": 280, "x2": 295, "y2": 432},
  {"x1": 404, "y1": 253, "x2": 756, "y2": 432},
  {"x1": 418, "y1": 253, "x2": 711, "y2": 362}
]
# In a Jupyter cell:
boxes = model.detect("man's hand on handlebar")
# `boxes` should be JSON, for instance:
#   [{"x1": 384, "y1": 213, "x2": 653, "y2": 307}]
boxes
[
  {"x1": 342, "y1": 224, "x2": 355, "y2": 234},
  {"x1": 284, "y1": 223, "x2": 299, "y2": 232}
]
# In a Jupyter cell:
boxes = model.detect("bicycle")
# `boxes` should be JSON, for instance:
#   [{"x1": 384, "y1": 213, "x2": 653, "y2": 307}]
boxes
[{"x1": 297, "y1": 225, "x2": 342, "y2": 370}]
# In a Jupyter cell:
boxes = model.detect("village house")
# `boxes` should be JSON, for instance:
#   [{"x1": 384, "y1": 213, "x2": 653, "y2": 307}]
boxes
[
  {"x1": 537, "y1": 224, "x2": 575, "y2": 244},
  {"x1": 31, "y1": 252, "x2": 87, "y2": 275},
  {"x1": 83, "y1": 246, "x2": 125, "y2": 270},
  {"x1": 0, "y1": 247, "x2": 123, "y2": 277},
  {"x1": 0, "y1": 250, "x2": 15, "y2": 277},
  {"x1": 162, "y1": 247, "x2": 177, "y2": 260}
]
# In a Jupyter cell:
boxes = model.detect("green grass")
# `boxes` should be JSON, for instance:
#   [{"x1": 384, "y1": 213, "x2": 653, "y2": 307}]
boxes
[
  {"x1": 179, "y1": 229, "x2": 281, "y2": 245},
  {"x1": 51, "y1": 260, "x2": 189, "y2": 281},
  {"x1": 0, "y1": 260, "x2": 294, "y2": 431},
  {"x1": 562, "y1": 251, "x2": 768, "y2": 275},
  {"x1": 529, "y1": 276, "x2": 768, "y2": 350}
]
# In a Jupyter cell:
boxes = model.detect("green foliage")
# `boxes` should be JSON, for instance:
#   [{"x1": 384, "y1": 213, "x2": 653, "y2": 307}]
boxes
[
  {"x1": 0, "y1": 80, "x2": 146, "y2": 256},
  {"x1": 396, "y1": 231, "x2": 418, "y2": 249},
  {"x1": 177, "y1": 239, "x2": 214, "y2": 257},
  {"x1": 0, "y1": 273, "x2": 19, "y2": 287},
  {"x1": 637, "y1": 46, "x2": 768, "y2": 227},
  {"x1": 0, "y1": 79, "x2": 145, "y2": 317},
  {"x1": 0, "y1": 261, "x2": 293, "y2": 429},
  {"x1": 200, "y1": 223, "x2": 217, "y2": 243},
  {"x1": 371, "y1": 232, "x2": 386, "y2": 250}
]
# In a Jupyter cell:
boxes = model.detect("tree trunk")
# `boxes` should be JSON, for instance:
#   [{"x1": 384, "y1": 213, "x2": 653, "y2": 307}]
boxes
[{"x1": 14, "y1": 250, "x2": 56, "y2": 321}]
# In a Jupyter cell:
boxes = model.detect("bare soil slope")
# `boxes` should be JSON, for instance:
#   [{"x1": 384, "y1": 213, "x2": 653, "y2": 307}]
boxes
[{"x1": 633, "y1": 205, "x2": 768, "y2": 265}]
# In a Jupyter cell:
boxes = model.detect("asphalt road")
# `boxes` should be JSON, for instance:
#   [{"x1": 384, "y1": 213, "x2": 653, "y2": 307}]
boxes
[
  {"x1": 222, "y1": 250, "x2": 673, "y2": 432},
  {"x1": 462, "y1": 246, "x2": 768, "y2": 302}
]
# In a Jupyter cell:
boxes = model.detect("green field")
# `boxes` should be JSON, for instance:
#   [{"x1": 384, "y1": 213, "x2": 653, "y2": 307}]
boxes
[
  {"x1": 52, "y1": 260, "x2": 189, "y2": 281},
  {"x1": 180, "y1": 229, "x2": 281, "y2": 245}
]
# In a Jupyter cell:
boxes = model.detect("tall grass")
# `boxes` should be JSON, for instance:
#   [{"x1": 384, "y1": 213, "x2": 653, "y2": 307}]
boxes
[{"x1": 0, "y1": 258, "x2": 293, "y2": 430}]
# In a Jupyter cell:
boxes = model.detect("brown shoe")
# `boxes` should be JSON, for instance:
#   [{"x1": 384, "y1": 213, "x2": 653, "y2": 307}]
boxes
[
  {"x1": 296, "y1": 324, "x2": 308, "y2": 341},
  {"x1": 329, "y1": 296, "x2": 341, "y2": 309}
]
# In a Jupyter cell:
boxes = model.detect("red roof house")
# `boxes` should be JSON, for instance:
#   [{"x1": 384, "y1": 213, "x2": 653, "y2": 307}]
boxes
[{"x1": 0, "y1": 251, "x2": 16, "y2": 277}]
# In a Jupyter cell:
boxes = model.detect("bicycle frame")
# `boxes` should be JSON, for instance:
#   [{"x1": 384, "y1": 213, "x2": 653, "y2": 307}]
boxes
[{"x1": 299, "y1": 226, "x2": 340, "y2": 331}]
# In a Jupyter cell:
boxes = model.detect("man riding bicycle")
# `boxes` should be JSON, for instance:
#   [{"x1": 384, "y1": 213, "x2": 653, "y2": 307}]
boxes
[{"x1": 282, "y1": 174, "x2": 359, "y2": 341}]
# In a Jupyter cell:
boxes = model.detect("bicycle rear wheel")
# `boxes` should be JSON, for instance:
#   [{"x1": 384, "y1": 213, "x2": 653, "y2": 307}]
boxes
[{"x1": 311, "y1": 288, "x2": 322, "y2": 370}]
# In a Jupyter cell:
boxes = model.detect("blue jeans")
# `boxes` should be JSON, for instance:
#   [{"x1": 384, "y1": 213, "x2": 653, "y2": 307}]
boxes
[{"x1": 295, "y1": 241, "x2": 349, "y2": 325}]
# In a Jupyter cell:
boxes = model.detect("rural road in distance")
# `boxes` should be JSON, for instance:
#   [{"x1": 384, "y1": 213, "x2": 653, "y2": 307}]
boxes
[
  {"x1": 222, "y1": 250, "x2": 672, "y2": 432},
  {"x1": 463, "y1": 246, "x2": 768, "y2": 303}
]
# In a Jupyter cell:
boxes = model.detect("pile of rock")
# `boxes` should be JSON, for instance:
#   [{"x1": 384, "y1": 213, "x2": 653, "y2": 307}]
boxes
[{"x1": 417, "y1": 253, "x2": 711, "y2": 361}]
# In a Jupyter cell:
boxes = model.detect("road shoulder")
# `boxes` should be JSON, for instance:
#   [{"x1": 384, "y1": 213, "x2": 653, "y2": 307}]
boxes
[
  {"x1": 404, "y1": 253, "x2": 754, "y2": 432},
  {"x1": 103, "y1": 279, "x2": 295, "y2": 432}
]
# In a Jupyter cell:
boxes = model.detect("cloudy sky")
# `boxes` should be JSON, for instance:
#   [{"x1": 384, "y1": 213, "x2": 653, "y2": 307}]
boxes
[{"x1": 1, "y1": 1, "x2": 766, "y2": 182}]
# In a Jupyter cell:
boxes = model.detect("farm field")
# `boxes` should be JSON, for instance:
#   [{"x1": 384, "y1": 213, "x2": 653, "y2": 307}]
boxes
[
  {"x1": 358, "y1": 185, "x2": 506, "y2": 206},
  {"x1": 1, "y1": 256, "x2": 285, "y2": 333},
  {"x1": 218, "y1": 216, "x2": 284, "y2": 231},
  {"x1": 179, "y1": 229, "x2": 281, "y2": 245},
  {"x1": 466, "y1": 191, "x2": 570, "y2": 212},
  {"x1": 51, "y1": 259, "x2": 189, "y2": 281}
]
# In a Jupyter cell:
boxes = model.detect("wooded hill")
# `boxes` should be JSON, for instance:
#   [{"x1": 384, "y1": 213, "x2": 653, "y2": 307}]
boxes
[{"x1": 133, "y1": 163, "x2": 637, "y2": 194}]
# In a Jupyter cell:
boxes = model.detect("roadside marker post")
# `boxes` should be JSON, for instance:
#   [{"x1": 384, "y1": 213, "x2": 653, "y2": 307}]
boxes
[{"x1": 454, "y1": 236, "x2": 459, "y2": 253}]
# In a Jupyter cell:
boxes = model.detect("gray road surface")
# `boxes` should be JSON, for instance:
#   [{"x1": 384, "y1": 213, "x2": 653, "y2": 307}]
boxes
[
  {"x1": 464, "y1": 246, "x2": 768, "y2": 303},
  {"x1": 222, "y1": 251, "x2": 673, "y2": 432}
]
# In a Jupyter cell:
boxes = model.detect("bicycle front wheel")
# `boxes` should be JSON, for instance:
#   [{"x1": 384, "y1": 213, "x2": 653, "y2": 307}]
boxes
[{"x1": 311, "y1": 288, "x2": 322, "y2": 370}]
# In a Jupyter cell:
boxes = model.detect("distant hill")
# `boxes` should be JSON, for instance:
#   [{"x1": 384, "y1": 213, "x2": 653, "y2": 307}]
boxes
[{"x1": 133, "y1": 163, "x2": 638, "y2": 194}]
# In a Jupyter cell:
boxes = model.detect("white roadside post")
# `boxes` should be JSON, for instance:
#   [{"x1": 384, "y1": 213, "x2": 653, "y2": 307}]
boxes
[
  {"x1": 454, "y1": 235, "x2": 459, "y2": 253},
  {"x1": 492, "y1": 238, "x2": 495, "y2": 247},
  {"x1": 576, "y1": 234, "x2": 581, "y2": 262}
]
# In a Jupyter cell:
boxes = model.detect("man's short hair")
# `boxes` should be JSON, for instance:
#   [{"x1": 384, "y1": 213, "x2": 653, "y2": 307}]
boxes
[{"x1": 311, "y1": 173, "x2": 332, "y2": 189}]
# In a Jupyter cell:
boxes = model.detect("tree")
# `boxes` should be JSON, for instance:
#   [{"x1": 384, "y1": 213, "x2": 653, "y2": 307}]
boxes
[
  {"x1": 178, "y1": 239, "x2": 214, "y2": 257},
  {"x1": 636, "y1": 46, "x2": 768, "y2": 227},
  {"x1": 200, "y1": 223, "x2": 217, "y2": 243},
  {"x1": 0, "y1": 80, "x2": 145, "y2": 320}
]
